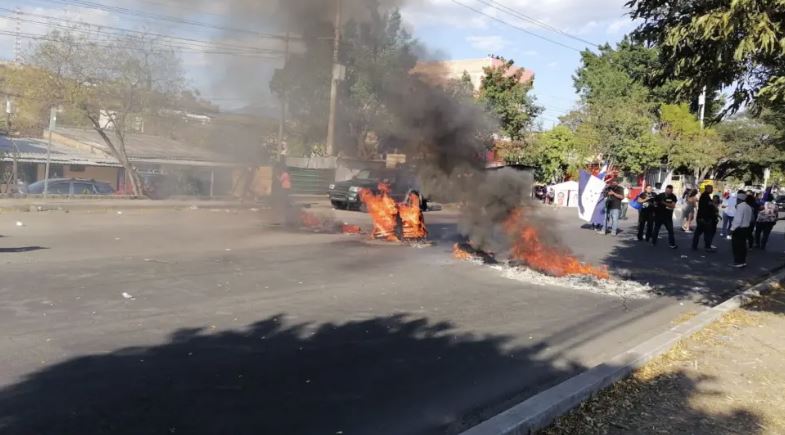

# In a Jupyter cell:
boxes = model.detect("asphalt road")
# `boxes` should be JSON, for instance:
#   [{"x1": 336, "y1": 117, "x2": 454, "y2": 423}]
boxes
[{"x1": 1, "y1": 204, "x2": 783, "y2": 434}]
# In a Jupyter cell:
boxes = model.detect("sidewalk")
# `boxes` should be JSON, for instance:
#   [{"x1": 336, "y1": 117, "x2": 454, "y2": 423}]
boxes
[{"x1": 544, "y1": 283, "x2": 785, "y2": 435}]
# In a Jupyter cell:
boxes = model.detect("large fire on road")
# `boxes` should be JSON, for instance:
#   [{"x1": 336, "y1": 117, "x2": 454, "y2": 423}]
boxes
[
  {"x1": 504, "y1": 209, "x2": 609, "y2": 280},
  {"x1": 359, "y1": 184, "x2": 427, "y2": 242},
  {"x1": 359, "y1": 184, "x2": 399, "y2": 241}
]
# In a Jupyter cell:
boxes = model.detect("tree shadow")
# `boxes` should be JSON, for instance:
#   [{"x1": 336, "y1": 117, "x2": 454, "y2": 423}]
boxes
[
  {"x1": 0, "y1": 312, "x2": 771, "y2": 435},
  {"x1": 602, "y1": 216, "x2": 785, "y2": 305},
  {"x1": 544, "y1": 370, "x2": 765, "y2": 435},
  {"x1": 0, "y1": 246, "x2": 48, "y2": 253},
  {"x1": 0, "y1": 314, "x2": 580, "y2": 435}
]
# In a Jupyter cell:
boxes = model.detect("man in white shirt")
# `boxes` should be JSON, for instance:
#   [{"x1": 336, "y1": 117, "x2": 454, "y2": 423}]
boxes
[
  {"x1": 720, "y1": 192, "x2": 737, "y2": 238},
  {"x1": 730, "y1": 191, "x2": 753, "y2": 268}
]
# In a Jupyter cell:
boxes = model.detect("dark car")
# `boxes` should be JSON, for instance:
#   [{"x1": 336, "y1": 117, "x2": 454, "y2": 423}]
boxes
[
  {"x1": 775, "y1": 195, "x2": 785, "y2": 212},
  {"x1": 25, "y1": 178, "x2": 115, "y2": 196},
  {"x1": 329, "y1": 168, "x2": 424, "y2": 211}
]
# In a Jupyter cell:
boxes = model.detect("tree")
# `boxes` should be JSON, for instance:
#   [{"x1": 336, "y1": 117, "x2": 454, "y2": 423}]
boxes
[
  {"x1": 445, "y1": 71, "x2": 475, "y2": 100},
  {"x1": 658, "y1": 103, "x2": 725, "y2": 180},
  {"x1": 627, "y1": 0, "x2": 785, "y2": 113},
  {"x1": 571, "y1": 44, "x2": 664, "y2": 173},
  {"x1": 341, "y1": 9, "x2": 418, "y2": 158},
  {"x1": 27, "y1": 30, "x2": 184, "y2": 196},
  {"x1": 533, "y1": 126, "x2": 583, "y2": 182},
  {"x1": 479, "y1": 57, "x2": 542, "y2": 141},
  {"x1": 576, "y1": 99, "x2": 663, "y2": 174},
  {"x1": 714, "y1": 114, "x2": 784, "y2": 181},
  {"x1": 270, "y1": 8, "x2": 419, "y2": 158}
]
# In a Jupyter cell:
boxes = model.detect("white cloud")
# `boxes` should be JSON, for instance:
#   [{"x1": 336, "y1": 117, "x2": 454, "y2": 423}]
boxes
[
  {"x1": 404, "y1": 0, "x2": 630, "y2": 39},
  {"x1": 466, "y1": 35, "x2": 509, "y2": 52},
  {"x1": 606, "y1": 18, "x2": 637, "y2": 35},
  {"x1": 547, "y1": 61, "x2": 559, "y2": 68}
]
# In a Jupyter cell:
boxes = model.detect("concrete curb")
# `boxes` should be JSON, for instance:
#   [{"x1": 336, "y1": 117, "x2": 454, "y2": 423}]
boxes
[{"x1": 461, "y1": 268, "x2": 785, "y2": 435}]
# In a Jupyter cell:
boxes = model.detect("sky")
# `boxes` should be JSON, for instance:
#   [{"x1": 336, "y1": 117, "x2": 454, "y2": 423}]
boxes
[{"x1": 0, "y1": 0, "x2": 638, "y2": 126}]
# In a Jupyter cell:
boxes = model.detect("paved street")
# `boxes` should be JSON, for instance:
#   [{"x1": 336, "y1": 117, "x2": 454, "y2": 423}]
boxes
[{"x1": 1, "y1": 204, "x2": 783, "y2": 434}]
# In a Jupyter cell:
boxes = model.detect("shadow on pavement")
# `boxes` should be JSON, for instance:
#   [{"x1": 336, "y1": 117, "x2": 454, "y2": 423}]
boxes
[
  {"x1": 0, "y1": 246, "x2": 48, "y2": 253},
  {"x1": 0, "y1": 314, "x2": 577, "y2": 435},
  {"x1": 0, "y1": 313, "x2": 768, "y2": 435}
]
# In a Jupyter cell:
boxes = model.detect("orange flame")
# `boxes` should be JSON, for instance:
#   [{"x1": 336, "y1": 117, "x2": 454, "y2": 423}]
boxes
[
  {"x1": 359, "y1": 183, "x2": 399, "y2": 241},
  {"x1": 452, "y1": 243, "x2": 476, "y2": 261},
  {"x1": 341, "y1": 224, "x2": 363, "y2": 234},
  {"x1": 399, "y1": 193, "x2": 428, "y2": 240},
  {"x1": 504, "y1": 209, "x2": 609, "y2": 279},
  {"x1": 300, "y1": 210, "x2": 322, "y2": 229}
]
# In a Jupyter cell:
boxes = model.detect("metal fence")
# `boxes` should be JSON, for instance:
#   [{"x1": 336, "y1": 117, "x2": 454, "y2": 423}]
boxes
[{"x1": 287, "y1": 167, "x2": 335, "y2": 195}]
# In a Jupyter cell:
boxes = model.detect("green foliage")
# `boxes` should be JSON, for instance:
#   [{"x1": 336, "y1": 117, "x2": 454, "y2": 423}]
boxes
[
  {"x1": 479, "y1": 57, "x2": 542, "y2": 141},
  {"x1": 658, "y1": 103, "x2": 724, "y2": 179},
  {"x1": 445, "y1": 71, "x2": 475, "y2": 100},
  {"x1": 534, "y1": 125, "x2": 584, "y2": 182},
  {"x1": 271, "y1": 8, "x2": 418, "y2": 157},
  {"x1": 628, "y1": 0, "x2": 785, "y2": 113},
  {"x1": 577, "y1": 99, "x2": 663, "y2": 174},
  {"x1": 713, "y1": 114, "x2": 784, "y2": 180},
  {"x1": 342, "y1": 9, "x2": 418, "y2": 158}
]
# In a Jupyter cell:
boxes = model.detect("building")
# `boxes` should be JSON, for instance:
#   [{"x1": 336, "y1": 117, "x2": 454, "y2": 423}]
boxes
[
  {"x1": 1, "y1": 128, "x2": 244, "y2": 196},
  {"x1": 411, "y1": 57, "x2": 534, "y2": 91}
]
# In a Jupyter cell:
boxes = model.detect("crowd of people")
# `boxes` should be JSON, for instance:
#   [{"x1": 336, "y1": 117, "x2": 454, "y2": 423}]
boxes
[{"x1": 593, "y1": 181, "x2": 783, "y2": 268}]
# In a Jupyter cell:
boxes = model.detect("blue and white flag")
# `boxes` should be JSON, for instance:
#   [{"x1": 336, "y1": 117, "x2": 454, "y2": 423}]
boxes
[{"x1": 578, "y1": 170, "x2": 607, "y2": 222}]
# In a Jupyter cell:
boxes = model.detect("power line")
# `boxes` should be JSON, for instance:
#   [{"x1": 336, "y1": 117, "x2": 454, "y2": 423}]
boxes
[
  {"x1": 0, "y1": 10, "x2": 283, "y2": 55},
  {"x1": 450, "y1": 0, "x2": 583, "y2": 53},
  {"x1": 35, "y1": 0, "x2": 300, "y2": 41},
  {"x1": 0, "y1": 29, "x2": 283, "y2": 58},
  {"x1": 476, "y1": 0, "x2": 599, "y2": 48}
]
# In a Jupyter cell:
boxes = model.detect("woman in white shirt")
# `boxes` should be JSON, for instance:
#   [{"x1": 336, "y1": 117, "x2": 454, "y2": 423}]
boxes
[{"x1": 754, "y1": 201, "x2": 779, "y2": 250}]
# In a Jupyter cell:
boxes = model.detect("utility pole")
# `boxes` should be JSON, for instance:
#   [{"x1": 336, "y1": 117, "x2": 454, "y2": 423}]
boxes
[
  {"x1": 277, "y1": 20, "x2": 291, "y2": 159},
  {"x1": 698, "y1": 86, "x2": 706, "y2": 129},
  {"x1": 43, "y1": 107, "x2": 57, "y2": 197},
  {"x1": 14, "y1": 7, "x2": 22, "y2": 64},
  {"x1": 5, "y1": 97, "x2": 18, "y2": 190},
  {"x1": 325, "y1": 0, "x2": 343, "y2": 157}
]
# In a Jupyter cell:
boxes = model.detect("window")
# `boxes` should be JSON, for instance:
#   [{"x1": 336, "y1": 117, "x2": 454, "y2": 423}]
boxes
[
  {"x1": 70, "y1": 165, "x2": 86, "y2": 172},
  {"x1": 49, "y1": 182, "x2": 71, "y2": 195},
  {"x1": 95, "y1": 182, "x2": 114, "y2": 194},
  {"x1": 72, "y1": 182, "x2": 95, "y2": 195}
]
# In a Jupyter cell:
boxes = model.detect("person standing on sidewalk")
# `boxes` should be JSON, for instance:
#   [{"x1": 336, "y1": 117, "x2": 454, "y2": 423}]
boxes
[
  {"x1": 620, "y1": 184, "x2": 631, "y2": 220},
  {"x1": 602, "y1": 180, "x2": 625, "y2": 235},
  {"x1": 681, "y1": 189, "x2": 698, "y2": 232},
  {"x1": 754, "y1": 200, "x2": 778, "y2": 250},
  {"x1": 730, "y1": 191, "x2": 753, "y2": 268},
  {"x1": 692, "y1": 185, "x2": 718, "y2": 252},
  {"x1": 720, "y1": 192, "x2": 737, "y2": 238},
  {"x1": 747, "y1": 191, "x2": 761, "y2": 248},
  {"x1": 636, "y1": 185, "x2": 656, "y2": 241},
  {"x1": 652, "y1": 185, "x2": 678, "y2": 249}
]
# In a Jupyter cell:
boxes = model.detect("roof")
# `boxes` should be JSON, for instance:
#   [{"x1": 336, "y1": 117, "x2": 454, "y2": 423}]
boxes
[
  {"x1": 411, "y1": 57, "x2": 534, "y2": 91},
  {"x1": 52, "y1": 128, "x2": 237, "y2": 166},
  {"x1": 0, "y1": 136, "x2": 121, "y2": 167}
]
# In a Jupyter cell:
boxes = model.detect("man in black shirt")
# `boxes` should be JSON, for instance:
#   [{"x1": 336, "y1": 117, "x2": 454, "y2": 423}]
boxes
[
  {"x1": 636, "y1": 185, "x2": 656, "y2": 241},
  {"x1": 652, "y1": 184, "x2": 678, "y2": 248},
  {"x1": 601, "y1": 180, "x2": 625, "y2": 235},
  {"x1": 692, "y1": 185, "x2": 717, "y2": 251}
]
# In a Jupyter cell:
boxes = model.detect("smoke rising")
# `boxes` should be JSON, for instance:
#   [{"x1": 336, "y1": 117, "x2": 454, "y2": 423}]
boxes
[{"x1": 198, "y1": 0, "x2": 546, "y2": 255}]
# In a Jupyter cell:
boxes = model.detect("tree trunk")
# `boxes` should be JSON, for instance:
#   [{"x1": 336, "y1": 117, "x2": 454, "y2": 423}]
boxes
[{"x1": 86, "y1": 113, "x2": 143, "y2": 197}]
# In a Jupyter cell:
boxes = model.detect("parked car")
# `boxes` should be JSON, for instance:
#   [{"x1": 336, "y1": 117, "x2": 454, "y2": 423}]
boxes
[
  {"x1": 775, "y1": 195, "x2": 785, "y2": 212},
  {"x1": 328, "y1": 168, "x2": 427, "y2": 211},
  {"x1": 24, "y1": 178, "x2": 115, "y2": 196}
]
